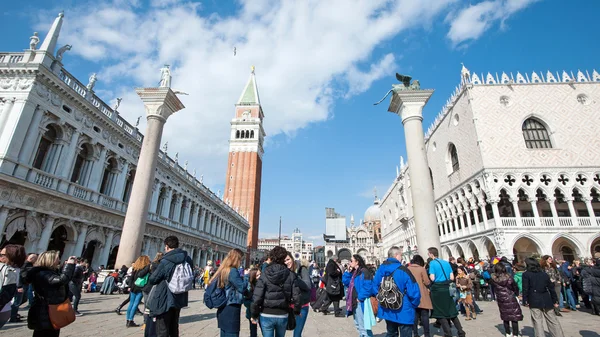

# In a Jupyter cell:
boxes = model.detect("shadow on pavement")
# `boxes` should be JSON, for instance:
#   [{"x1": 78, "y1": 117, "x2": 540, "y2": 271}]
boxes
[{"x1": 179, "y1": 313, "x2": 215, "y2": 324}]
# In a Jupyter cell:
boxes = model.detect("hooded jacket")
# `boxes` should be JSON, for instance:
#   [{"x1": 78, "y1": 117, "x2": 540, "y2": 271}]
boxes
[
  {"x1": 25, "y1": 263, "x2": 74, "y2": 331},
  {"x1": 582, "y1": 264, "x2": 600, "y2": 306},
  {"x1": 147, "y1": 248, "x2": 192, "y2": 316},
  {"x1": 251, "y1": 263, "x2": 301, "y2": 319},
  {"x1": 372, "y1": 258, "x2": 421, "y2": 325}
]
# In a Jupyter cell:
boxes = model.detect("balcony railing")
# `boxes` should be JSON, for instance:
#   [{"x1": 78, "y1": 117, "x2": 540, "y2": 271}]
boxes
[{"x1": 0, "y1": 53, "x2": 24, "y2": 63}]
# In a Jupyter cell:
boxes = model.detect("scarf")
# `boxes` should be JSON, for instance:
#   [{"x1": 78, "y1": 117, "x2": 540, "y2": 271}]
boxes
[{"x1": 346, "y1": 268, "x2": 360, "y2": 314}]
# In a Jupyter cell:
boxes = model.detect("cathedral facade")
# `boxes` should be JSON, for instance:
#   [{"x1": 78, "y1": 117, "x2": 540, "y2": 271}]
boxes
[
  {"x1": 380, "y1": 66, "x2": 600, "y2": 262},
  {"x1": 0, "y1": 13, "x2": 249, "y2": 269}
]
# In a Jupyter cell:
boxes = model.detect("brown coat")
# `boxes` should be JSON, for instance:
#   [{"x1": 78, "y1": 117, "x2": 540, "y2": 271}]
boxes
[{"x1": 408, "y1": 264, "x2": 432, "y2": 309}]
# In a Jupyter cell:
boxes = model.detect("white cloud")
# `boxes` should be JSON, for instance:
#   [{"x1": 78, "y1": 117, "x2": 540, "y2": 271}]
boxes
[
  {"x1": 446, "y1": 0, "x2": 541, "y2": 47},
  {"x1": 47, "y1": 0, "x2": 455, "y2": 187}
]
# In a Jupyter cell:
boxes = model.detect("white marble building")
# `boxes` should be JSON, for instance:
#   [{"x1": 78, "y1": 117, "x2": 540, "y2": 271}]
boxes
[
  {"x1": 0, "y1": 13, "x2": 248, "y2": 269},
  {"x1": 258, "y1": 228, "x2": 314, "y2": 262},
  {"x1": 380, "y1": 66, "x2": 600, "y2": 263}
]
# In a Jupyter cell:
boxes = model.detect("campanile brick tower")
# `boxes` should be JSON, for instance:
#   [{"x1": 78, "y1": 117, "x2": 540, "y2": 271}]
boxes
[{"x1": 224, "y1": 67, "x2": 265, "y2": 251}]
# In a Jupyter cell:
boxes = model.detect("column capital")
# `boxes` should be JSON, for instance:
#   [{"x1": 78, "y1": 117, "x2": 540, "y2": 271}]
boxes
[{"x1": 135, "y1": 87, "x2": 185, "y2": 122}]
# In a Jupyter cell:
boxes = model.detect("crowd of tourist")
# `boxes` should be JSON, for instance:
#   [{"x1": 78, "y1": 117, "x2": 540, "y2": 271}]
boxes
[{"x1": 2, "y1": 237, "x2": 600, "y2": 337}]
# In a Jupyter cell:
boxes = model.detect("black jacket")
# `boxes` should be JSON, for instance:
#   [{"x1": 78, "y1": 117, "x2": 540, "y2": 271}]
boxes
[
  {"x1": 25, "y1": 263, "x2": 75, "y2": 331},
  {"x1": 130, "y1": 265, "x2": 150, "y2": 294},
  {"x1": 251, "y1": 263, "x2": 301, "y2": 319},
  {"x1": 148, "y1": 248, "x2": 192, "y2": 316},
  {"x1": 522, "y1": 270, "x2": 557, "y2": 309},
  {"x1": 325, "y1": 260, "x2": 343, "y2": 301},
  {"x1": 71, "y1": 265, "x2": 85, "y2": 287},
  {"x1": 583, "y1": 265, "x2": 600, "y2": 305},
  {"x1": 20, "y1": 261, "x2": 34, "y2": 286}
]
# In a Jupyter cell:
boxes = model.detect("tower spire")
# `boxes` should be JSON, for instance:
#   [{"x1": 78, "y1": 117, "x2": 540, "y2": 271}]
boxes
[
  {"x1": 40, "y1": 12, "x2": 64, "y2": 54},
  {"x1": 237, "y1": 66, "x2": 261, "y2": 106}
]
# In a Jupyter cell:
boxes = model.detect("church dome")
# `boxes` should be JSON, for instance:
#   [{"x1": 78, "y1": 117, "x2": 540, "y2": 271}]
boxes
[{"x1": 364, "y1": 199, "x2": 381, "y2": 223}]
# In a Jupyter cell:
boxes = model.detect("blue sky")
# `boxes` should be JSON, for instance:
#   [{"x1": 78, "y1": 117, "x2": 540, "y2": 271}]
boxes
[{"x1": 2, "y1": 0, "x2": 599, "y2": 245}]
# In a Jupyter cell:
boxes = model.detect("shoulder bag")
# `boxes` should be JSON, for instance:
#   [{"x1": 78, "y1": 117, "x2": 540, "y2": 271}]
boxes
[{"x1": 48, "y1": 298, "x2": 76, "y2": 329}]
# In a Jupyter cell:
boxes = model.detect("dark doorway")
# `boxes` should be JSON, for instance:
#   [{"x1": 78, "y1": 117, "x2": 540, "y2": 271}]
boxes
[
  {"x1": 107, "y1": 245, "x2": 119, "y2": 269},
  {"x1": 47, "y1": 226, "x2": 67, "y2": 256}
]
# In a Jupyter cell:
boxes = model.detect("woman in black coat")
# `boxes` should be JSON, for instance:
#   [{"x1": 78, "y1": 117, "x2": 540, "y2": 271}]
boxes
[
  {"x1": 522, "y1": 258, "x2": 564, "y2": 337},
  {"x1": 490, "y1": 263, "x2": 523, "y2": 337},
  {"x1": 319, "y1": 258, "x2": 344, "y2": 316},
  {"x1": 26, "y1": 251, "x2": 76, "y2": 337}
]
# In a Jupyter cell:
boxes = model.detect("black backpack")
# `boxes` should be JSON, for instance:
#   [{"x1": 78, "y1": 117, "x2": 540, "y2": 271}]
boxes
[{"x1": 376, "y1": 266, "x2": 404, "y2": 310}]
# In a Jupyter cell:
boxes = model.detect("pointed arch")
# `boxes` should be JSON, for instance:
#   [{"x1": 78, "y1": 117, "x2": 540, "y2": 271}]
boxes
[{"x1": 522, "y1": 117, "x2": 552, "y2": 148}]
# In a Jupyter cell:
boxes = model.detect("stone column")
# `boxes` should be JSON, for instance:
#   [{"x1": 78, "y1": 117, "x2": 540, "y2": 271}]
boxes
[
  {"x1": 0, "y1": 207, "x2": 11, "y2": 239},
  {"x1": 56, "y1": 128, "x2": 80, "y2": 179},
  {"x1": 529, "y1": 198, "x2": 541, "y2": 227},
  {"x1": 99, "y1": 230, "x2": 115, "y2": 267},
  {"x1": 112, "y1": 160, "x2": 129, "y2": 200},
  {"x1": 490, "y1": 200, "x2": 501, "y2": 226},
  {"x1": 73, "y1": 223, "x2": 89, "y2": 257},
  {"x1": 511, "y1": 199, "x2": 522, "y2": 226},
  {"x1": 547, "y1": 197, "x2": 559, "y2": 227},
  {"x1": 149, "y1": 181, "x2": 161, "y2": 214},
  {"x1": 583, "y1": 197, "x2": 597, "y2": 225},
  {"x1": 115, "y1": 86, "x2": 184, "y2": 268},
  {"x1": 88, "y1": 146, "x2": 107, "y2": 191},
  {"x1": 14, "y1": 105, "x2": 45, "y2": 179},
  {"x1": 182, "y1": 202, "x2": 191, "y2": 226},
  {"x1": 386, "y1": 88, "x2": 438, "y2": 256},
  {"x1": 190, "y1": 204, "x2": 199, "y2": 229},
  {"x1": 464, "y1": 211, "x2": 472, "y2": 234},
  {"x1": 37, "y1": 215, "x2": 56, "y2": 253},
  {"x1": 479, "y1": 202, "x2": 489, "y2": 229},
  {"x1": 472, "y1": 206, "x2": 480, "y2": 231},
  {"x1": 0, "y1": 98, "x2": 15, "y2": 135},
  {"x1": 199, "y1": 208, "x2": 206, "y2": 231},
  {"x1": 565, "y1": 197, "x2": 579, "y2": 226},
  {"x1": 162, "y1": 189, "x2": 173, "y2": 218}
]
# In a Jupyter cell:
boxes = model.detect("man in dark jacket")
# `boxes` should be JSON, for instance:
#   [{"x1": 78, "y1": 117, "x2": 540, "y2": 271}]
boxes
[
  {"x1": 148, "y1": 235, "x2": 192, "y2": 337},
  {"x1": 20, "y1": 254, "x2": 37, "y2": 308},
  {"x1": 320, "y1": 257, "x2": 345, "y2": 316},
  {"x1": 69, "y1": 259, "x2": 86, "y2": 316}
]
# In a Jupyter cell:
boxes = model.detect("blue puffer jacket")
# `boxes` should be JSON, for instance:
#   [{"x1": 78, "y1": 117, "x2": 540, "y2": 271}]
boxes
[
  {"x1": 372, "y1": 258, "x2": 421, "y2": 325},
  {"x1": 342, "y1": 267, "x2": 373, "y2": 313}
]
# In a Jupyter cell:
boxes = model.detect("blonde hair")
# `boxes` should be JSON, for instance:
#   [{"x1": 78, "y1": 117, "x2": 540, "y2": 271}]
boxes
[
  {"x1": 35, "y1": 251, "x2": 60, "y2": 269},
  {"x1": 153, "y1": 252, "x2": 163, "y2": 264},
  {"x1": 206, "y1": 260, "x2": 213, "y2": 266},
  {"x1": 132, "y1": 255, "x2": 151, "y2": 271},
  {"x1": 209, "y1": 249, "x2": 243, "y2": 288},
  {"x1": 300, "y1": 258, "x2": 309, "y2": 268}
]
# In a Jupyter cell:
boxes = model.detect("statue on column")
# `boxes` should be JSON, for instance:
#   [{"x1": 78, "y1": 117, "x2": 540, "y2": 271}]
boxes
[
  {"x1": 87, "y1": 73, "x2": 97, "y2": 91},
  {"x1": 55, "y1": 44, "x2": 72, "y2": 61},
  {"x1": 159, "y1": 65, "x2": 171, "y2": 88},
  {"x1": 30, "y1": 32, "x2": 40, "y2": 50}
]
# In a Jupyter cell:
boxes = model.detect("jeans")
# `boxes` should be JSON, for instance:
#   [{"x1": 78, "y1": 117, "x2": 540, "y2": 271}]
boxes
[
  {"x1": 10, "y1": 290, "x2": 23, "y2": 320},
  {"x1": 385, "y1": 320, "x2": 413, "y2": 337},
  {"x1": 69, "y1": 282, "x2": 81, "y2": 312},
  {"x1": 413, "y1": 308, "x2": 430, "y2": 337},
  {"x1": 26, "y1": 284, "x2": 34, "y2": 306},
  {"x1": 260, "y1": 315, "x2": 287, "y2": 337},
  {"x1": 155, "y1": 307, "x2": 181, "y2": 337},
  {"x1": 294, "y1": 306, "x2": 309, "y2": 337},
  {"x1": 126, "y1": 292, "x2": 144, "y2": 321},
  {"x1": 564, "y1": 286, "x2": 577, "y2": 310},
  {"x1": 352, "y1": 302, "x2": 373, "y2": 337}
]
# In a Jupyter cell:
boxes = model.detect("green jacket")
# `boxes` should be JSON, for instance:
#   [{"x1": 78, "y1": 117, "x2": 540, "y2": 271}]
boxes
[{"x1": 514, "y1": 271, "x2": 524, "y2": 293}]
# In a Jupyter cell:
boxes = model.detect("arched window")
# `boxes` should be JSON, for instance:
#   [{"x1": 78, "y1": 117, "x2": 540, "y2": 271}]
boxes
[
  {"x1": 240, "y1": 130, "x2": 245, "y2": 139},
  {"x1": 33, "y1": 125, "x2": 58, "y2": 171},
  {"x1": 156, "y1": 186, "x2": 166, "y2": 214},
  {"x1": 100, "y1": 157, "x2": 119, "y2": 195},
  {"x1": 235, "y1": 130, "x2": 240, "y2": 139},
  {"x1": 70, "y1": 143, "x2": 93, "y2": 185},
  {"x1": 449, "y1": 143, "x2": 460, "y2": 173},
  {"x1": 169, "y1": 194, "x2": 178, "y2": 219},
  {"x1": 522, "y1": 118, "x2": 552, "y2": 149},
  {"x1": 245, "y1": 130, "x2": 250, "y2": 138},
  {"x1": 122, "y1": 169, "x2": 136, "y2": 202}
]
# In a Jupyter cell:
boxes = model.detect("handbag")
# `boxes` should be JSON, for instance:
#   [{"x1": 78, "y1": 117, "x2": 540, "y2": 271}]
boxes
[
  {"x1": 286, "y1": 307, "x2": 296, "y2": 330},
  {"x1": 134, "y1": 274, "x2": 149, "y2": 287},
  {"x1": 48, "y1": 298, "x2": 76, "y2": 329},
  {"x1": 370, "y1": 297, "x2": 379, "y2": 316}
]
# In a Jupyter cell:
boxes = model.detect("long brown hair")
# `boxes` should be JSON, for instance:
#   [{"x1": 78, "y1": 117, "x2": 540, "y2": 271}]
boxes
[
  {"x1": 540, "y1": 255, "x2": 556, "y2": 269},
  {"x1": 286, "y1": 252, "x2": 296, "y2": 272},
  {"x1": 209, "y1": 248, "x2": 244, "y2": 288},
  {"x1": 132, "y1": 255, "x2": 150, "y2": 271},
  {"x1": 248, "y1": 267, "x2": 260, "y2": 292}
]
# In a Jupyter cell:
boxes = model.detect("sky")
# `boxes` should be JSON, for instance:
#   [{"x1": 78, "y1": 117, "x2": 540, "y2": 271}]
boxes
[{"x1": 2, "y1": 0, "x2": 600, "y2": 245}]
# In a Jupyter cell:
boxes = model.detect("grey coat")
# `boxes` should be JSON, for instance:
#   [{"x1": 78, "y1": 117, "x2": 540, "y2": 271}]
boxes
[{"x1": 296, "y1": 264, "x2": 312, "y2": 306}]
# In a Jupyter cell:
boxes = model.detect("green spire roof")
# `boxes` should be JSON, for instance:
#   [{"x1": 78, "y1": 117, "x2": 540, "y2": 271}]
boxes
[{"x1": 237, "y1": 69, "x2": 261, "y2": 105}]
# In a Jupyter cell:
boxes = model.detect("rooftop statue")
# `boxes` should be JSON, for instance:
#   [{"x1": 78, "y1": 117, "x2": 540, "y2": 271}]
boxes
[
  {"x1": 393, "y1": 73, "x2": 420, "y2": 91},
  {"x1": 30, "y1": 32, "x2": 40, "y2": 50},
  {"x1": 159, "y1": 64, "x2": 171, "y2": 88},
  {"x1": 56, "y1": 44, "x2": 72, "y2": 62},
  {"x1": 113, "y1": 97, "x2": 122, "y2": 111},
  {"x1": 87, "y1": 73, "x2": 97, "y2": 91}
]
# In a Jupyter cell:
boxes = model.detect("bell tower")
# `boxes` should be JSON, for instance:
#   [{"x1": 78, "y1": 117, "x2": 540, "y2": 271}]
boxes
[{"x1": 224, "y1": 67, "x2": 265, "y2": 251}]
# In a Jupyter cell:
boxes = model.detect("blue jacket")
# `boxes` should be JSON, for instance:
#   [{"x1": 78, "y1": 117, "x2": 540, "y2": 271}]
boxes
[
  {"x1": 372, "y1": 258, "x2": 421, "y2": 325},
  {"x1": 226, "y1": 267, "x2": 246, "y2": 305},
  {"x1": 343, "y1": 268, "x2": 374, "y2": 314}
]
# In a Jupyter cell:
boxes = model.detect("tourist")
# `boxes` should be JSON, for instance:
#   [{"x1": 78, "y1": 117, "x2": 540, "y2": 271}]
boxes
[
  {"x1": 559, "y1": 261, "x2": 577, "y2": 311},
  {"x1": 540, "y1": 255, "x2": 566, "y2": 314},
  {"x1": 407, "y1": 254, "x2": 432, "y2": 337},
  {"x1": 285, "y1": 254, "x2": 311, "y2": 337},
  {"x1": 319, "y1": 257, "x2": 344, "y2": 317},
  {"x1": 373, "y1": 247, "x2": 420, "y2": 337},
  {"x1": 87, "y1": 271, "x2": 97, "y2": 292},
  {"x1": 148, "y1": 235, "x2": 193, "y2": 337},
  {"x1": 571, "y1": 259, "x2": 584, "y2": 309},
  {"x1": 100, "y1": 270, "x2": 116, "y2": 294},
  {"x1": 243, "y1": 267, "x2": 261, "y2": 337},
  {"x1": 115, "y1": 263, "x2": 134, "y2": 315},
  {"x1": 251, "y1": 246, "x2": 301, "y2": 337},
  {"x1": 0, "y1": 244, "x2": 26, "y2": 328},
  {"x1": 143, "y1": 252, "x2": 163, "y2": 337},
  {"x1": 125, "y1": 255, "x2": 150, "y2": 327},
  {"x1": 581, "y1": 257, "x2": 600, "y2": 316},
  {"x1": 25, "y1": 251, "x2": 76, "y2": 337},
  {"x1": 203, "y1": 260, "x2": 214, "y2": 290},
  {"x1": 522, "y1": 257, "x2": 564, "y2": 337},
  {"x1": 69, "y1": 258, "x2": 86, "y2": 316},
  {"x1": 261, "y1": 255, "x2": 271, "y2": 273},
  {"x1": 427, "y1": 247, "x2": 466, "y2": 337},
  {"x1": 342, "y1": 254, "x2": 374, "y2": 337},
  {"x1": 455, "y1": 266, "x2": 475, "y2": 320},
  {"x1": 21, "y1": 253, "x2": 37, "y2": 308},
  {"x1": 490, "y1": 263, "x2": 523, "y2": 337},
  {"x1": 208, "y1": 248, "x2": 245, "y2": 337},
  {"x1": 7, "y1": 246, "x2": 26, "y2": 324}
]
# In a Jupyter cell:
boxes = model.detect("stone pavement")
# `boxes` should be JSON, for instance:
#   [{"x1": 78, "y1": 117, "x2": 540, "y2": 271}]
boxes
[{"x1": 3, "y1": 290, "x2": 600, "y2": 337}]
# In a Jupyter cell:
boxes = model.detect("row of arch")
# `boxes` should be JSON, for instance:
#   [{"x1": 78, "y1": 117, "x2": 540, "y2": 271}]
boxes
[{"x1": 235, "y1": 129, "x2": 255, "y2": 139}]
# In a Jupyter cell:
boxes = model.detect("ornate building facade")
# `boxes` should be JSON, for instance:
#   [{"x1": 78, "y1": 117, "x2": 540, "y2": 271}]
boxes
[
  {"x1": 380, "y1": 66, "x2": 600, "y2": 262},
  {"x1": 0, "y1": 13, "x2": 249, "y2": 269},
  {"x1": 257, "y1": 228, "x2": 314, "y2": 262}
]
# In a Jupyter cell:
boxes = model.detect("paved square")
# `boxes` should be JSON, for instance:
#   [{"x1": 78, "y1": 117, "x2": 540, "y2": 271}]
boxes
[{"x1": 3, "y1": 290, "x2": 599, "y2": 336}]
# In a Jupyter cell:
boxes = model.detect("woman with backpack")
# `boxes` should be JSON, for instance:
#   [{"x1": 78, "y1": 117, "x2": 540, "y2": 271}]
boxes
[
  {"x1": 490, "y1": 263, "x2": 523, "y2": 337},
  {"x1": 243, "y1": 268, "x2": 261, "y2": 337},
  {"x1": 251, "y1": 246, "x2": 301, "y2": 337},
  {"x1": 125, "y1": 255, "x2": 150, "y2": 327},
  {"x1": 342, "y1": 254, "x2": 374, "y2": 337},
  {"x1": 285, "y1": 254, "x2": 311, "y2": 337}
]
